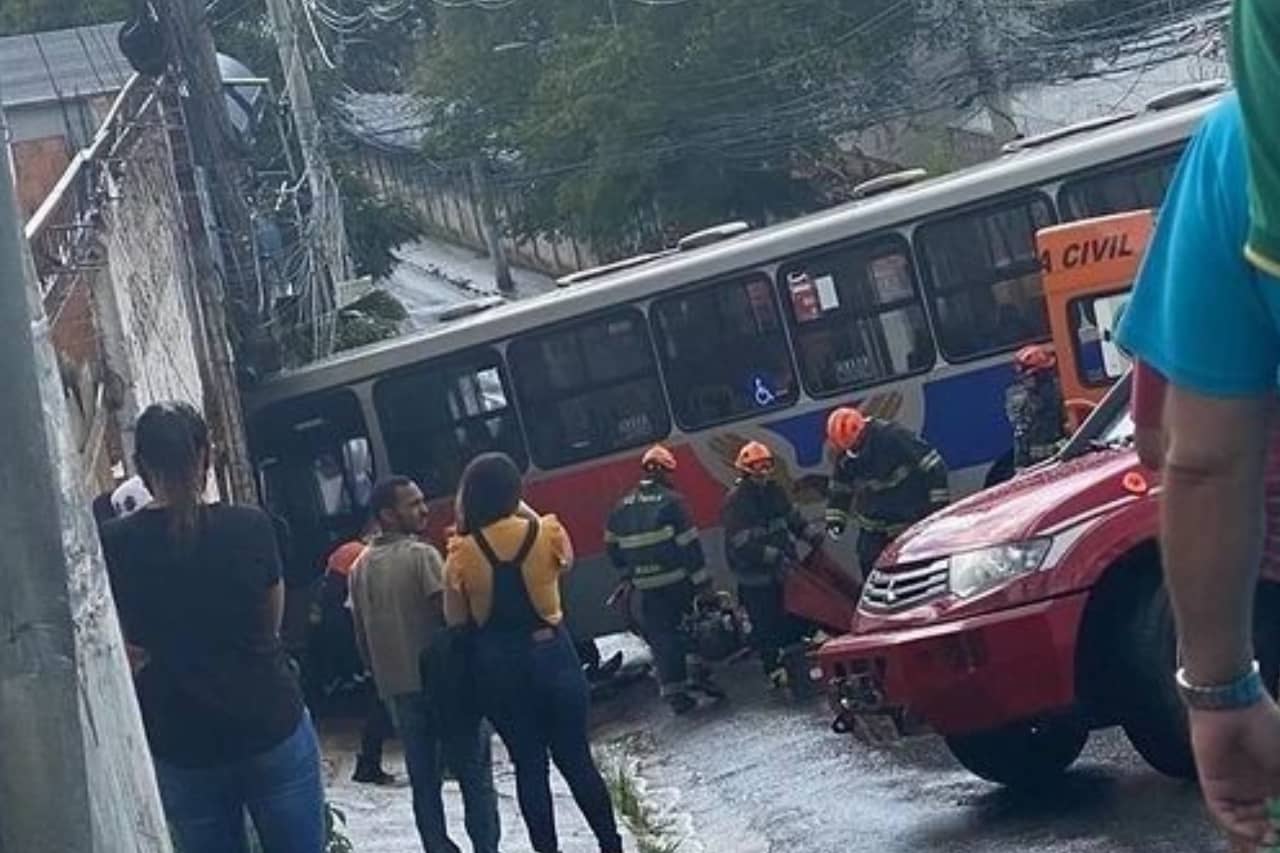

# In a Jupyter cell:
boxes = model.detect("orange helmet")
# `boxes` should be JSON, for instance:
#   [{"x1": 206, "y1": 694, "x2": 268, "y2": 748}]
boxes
[
  {"x1": 1015, "y1": 344, "x2": 1056, "y2": 374},
  {"x1": 735, "y1": 441, "x2": 775, "y2": 474},
  {"x1": 826, "y1": 406, "x2": 868, "y2": 452},
  {"x1": 641, "y1": 444, "x2": 677, "y2": 473}
]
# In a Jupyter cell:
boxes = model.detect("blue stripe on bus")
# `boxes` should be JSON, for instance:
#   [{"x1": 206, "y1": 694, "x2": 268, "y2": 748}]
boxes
[
  {"x1": 760, "y1": 363, "x2": 1015, "y2": 472},
  {"x1": 762, "y1": 409, "x2": 831, "y2": 468},
  {"x1": 920, "y1": 363, "x2": 1015, "y2": 469}
]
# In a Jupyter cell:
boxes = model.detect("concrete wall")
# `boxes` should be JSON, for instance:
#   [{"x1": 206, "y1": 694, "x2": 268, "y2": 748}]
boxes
[
  {"x1": 23, "y1": 77, "x2": 205, "y2": 492},
  {"x1": 353, "y1": 147, "x2": 601, "y2": 277}
]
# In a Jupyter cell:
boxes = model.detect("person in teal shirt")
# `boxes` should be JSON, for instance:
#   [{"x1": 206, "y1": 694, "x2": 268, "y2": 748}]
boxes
[{"x1": 1117, "y1": 93, "x2": 1280, "y2": 851}]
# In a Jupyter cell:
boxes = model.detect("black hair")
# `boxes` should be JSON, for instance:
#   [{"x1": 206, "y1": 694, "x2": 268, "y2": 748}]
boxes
[
  {"x1": 369, "y1": 476, "x2": 414, "y2": 521},
  {"x1": 458, "y1": 453, "x2": 522, "y2": 533},
  {"x1": 134, "y1": 402, "x2": 209, "y2": 542}
]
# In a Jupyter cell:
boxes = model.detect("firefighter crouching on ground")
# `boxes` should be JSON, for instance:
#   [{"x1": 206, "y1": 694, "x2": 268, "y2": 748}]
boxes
[
  {"x1": 722, "y1": 440, "x2": 824, "y2": 690},
  {"x1": 1005, "y1": 344, "x2": 1067, "y2": 470},
  {"x1": 825, "y1": 407, "x2": 950, "y2": 573},
  {"x1": 605, "y1": 445, "x2": 726, "y2": 714}
]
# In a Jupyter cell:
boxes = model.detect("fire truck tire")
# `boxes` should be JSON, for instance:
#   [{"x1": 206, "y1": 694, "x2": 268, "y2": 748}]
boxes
[
  {"x1": 945, "y1": 715, "x2": 1088, "y2": 787},
  {"x1": 1117, "y1": 583, "x2": 1197, "y2": 780}
]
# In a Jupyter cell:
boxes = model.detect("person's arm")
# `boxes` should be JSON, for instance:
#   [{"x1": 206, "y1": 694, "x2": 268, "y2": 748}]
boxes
[
  {"x1": 419, "y1": 546, "x2": 447, "y2": 625},
  {"x1": 724, "y1": 503, "x2": 778, "y2": 572},
  {"x1": 668, "y1": 496, "x2": 709, "y2": 587},
  {"x1": 1163, "y1": 387, "x2": 1269, "y2": 682},
  {"x1": 603, "y1": 508, "x2": 631, "y2": 576},
  {"x1": 547, "y1": 516, "x2": 574, "y2": 573},
  {"x1": 825, "y1": 457, "x2": 856, "y2": 534},
  {"x1": 349, "y1": 574, "x2": 371, "y2": 668},
  {"x1": 443, "y1": 546, "x2": 471, "y2": 628}
]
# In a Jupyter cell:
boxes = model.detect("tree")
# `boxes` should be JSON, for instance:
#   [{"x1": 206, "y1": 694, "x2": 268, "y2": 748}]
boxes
[{"x1": 415, "y1": 0, "x2": 923, "y2": 253}]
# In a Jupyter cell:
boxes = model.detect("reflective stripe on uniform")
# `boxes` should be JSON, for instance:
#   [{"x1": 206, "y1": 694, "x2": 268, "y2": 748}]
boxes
[
  {"x1": 730, "y1": 518, "x2": 788, "y2": 548},
  {"x1": 825, "y1": 507, "x2": 851, "y2": 525},
  {"x1": 632, "y1": 566, "x2": 691, "y2": 590},
  {"x1": 854, "y1": 514, "x2": 910, "y2": 535},
  {"x1": 929, "y1": 488, "x2": 950, "y2": 505},
  {"x1": 612, "y1": 525, "x2": 676, "y2": 550},
  {"x1": 862, "y1": 464, "x2": 912, "y2": 492},
  {"x1": 920, "y1": 450, "x2": 945, "y2": 471},
  {"x1": 675, "y1": 527, "x2": 700, "y2": 547},
  {"x1": 828, "y1": 479, "x2": 855, "y2": 497}
]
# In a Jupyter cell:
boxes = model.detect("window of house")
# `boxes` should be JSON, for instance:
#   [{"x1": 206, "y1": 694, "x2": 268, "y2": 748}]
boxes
[
  {"x1": 509, "y1": 309, "x2": 669, "y2": 468},
  {"x1": 778, "y1": 235, "x2": 935, "y2": 396},
  {"x1": 374, "y1": 349, "x2": 527, "y2": 497},
  {"x1": 651, "y1": 274, "x2": 798, "y2": 429},
  {"x1": 1058, "y1": 148, "x2": 1184, "y2": 220},
  {"x1": 916, "y1": 194, "x2": 1055, "y2": 360}
]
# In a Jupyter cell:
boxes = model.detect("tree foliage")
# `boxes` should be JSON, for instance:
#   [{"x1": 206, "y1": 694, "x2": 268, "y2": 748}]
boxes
[{"x1": 414, "y1": 0, "x2": 923, "y2": 252}]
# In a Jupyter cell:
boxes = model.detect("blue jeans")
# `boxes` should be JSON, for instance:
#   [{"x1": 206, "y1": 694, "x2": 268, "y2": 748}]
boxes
[
  {"x1": 387, "y1": 692, "x2": 500, "y2": 853},
  {"x1": 475, "y1": 626, "x2": 622, "y2": 853},
  {"x1": 154, "y1": 712, "x2": 325, "y2": 853}
]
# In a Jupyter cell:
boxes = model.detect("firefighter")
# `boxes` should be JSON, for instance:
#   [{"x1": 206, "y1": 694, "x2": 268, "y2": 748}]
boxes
[
  {"x1": 722, "y1": 440, "x2": 823, "y2": 689},
  {"x1": 1005, "y1": 344, "x2": 1067, "y2": 470},
  {"x1": 825, "y1": 407, "x2": 950, "y2": 574},
  {"x1": 605, "y1": 445, "x2": 725, "y2": 714}
]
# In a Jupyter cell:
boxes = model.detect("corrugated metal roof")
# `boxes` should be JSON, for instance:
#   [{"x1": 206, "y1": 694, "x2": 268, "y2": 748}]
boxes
[{"x1": 0, "y1": 22, "x2": 132, "y2": 109}]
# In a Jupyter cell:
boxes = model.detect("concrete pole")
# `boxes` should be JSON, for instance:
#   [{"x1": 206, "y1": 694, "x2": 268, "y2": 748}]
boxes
[
  {"x1": 0, "y1": 88, "x2": 170, "y2": 852},
  {"x1": 471, "y1": 157, "x2": 515, "y2": 293}
]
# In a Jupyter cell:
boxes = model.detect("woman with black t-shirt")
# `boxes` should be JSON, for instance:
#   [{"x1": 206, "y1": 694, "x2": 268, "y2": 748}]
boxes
[{"x1": 101, "y1": 403, "x2": 324, "y2": 853}]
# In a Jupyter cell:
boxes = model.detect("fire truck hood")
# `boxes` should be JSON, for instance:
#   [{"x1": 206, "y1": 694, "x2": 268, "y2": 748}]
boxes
[{"x1": 879, "y1": 448, "x2": 1149, "y2": 566}]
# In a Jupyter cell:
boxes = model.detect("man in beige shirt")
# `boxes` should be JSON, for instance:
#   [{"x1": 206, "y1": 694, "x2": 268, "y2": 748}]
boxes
[{"x1": 351, "y1": 476, "x2": 500, "y2": 853}]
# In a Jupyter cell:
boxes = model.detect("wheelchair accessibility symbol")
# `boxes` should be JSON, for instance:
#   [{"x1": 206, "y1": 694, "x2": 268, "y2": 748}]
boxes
[{"x1": 752, "y1": 375, "x2": 777, "y2": 407}]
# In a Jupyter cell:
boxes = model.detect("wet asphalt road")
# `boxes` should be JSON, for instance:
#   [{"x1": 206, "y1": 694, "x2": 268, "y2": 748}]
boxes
[{"x1": 596, "y1": 659, "x2": 1228, "y2": 853}]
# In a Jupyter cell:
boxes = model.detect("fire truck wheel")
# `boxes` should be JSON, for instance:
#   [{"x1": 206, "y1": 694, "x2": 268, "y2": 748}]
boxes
[
  {"x1": 944, "y1": 715, "x2": 1088, "y2": 787},
  {"x1": 1117, "y1": 582, "x2": 1197, "y2": 780}
]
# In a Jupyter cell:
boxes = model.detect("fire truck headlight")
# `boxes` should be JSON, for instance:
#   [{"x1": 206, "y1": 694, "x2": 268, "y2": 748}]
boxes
[{"x1": 947, "y1": 538, "x2": 1052, "y2": 599}]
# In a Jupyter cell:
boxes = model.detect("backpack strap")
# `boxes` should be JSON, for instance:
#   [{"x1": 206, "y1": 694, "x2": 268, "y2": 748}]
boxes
[{"x1": 474, "y1": 517, "x2": 541, "y2": 571}]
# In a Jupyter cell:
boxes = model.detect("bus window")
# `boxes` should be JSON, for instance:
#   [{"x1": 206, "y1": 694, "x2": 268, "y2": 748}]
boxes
[
  {"x1": 778, "y1": 235, "x2": 934, "y2": 396},
  {"x1": 916, "y1": 194, "x2": 1055, "y2": 361},
  {"x1": 1058, "y1": 148, "x2": 1183, "y2": 219},
  {"x1": 652, "y1": 274, "x2": 798, "y2": 430},
  {"x1": 374, "y1": 348, "x2": 527, "y2": 496},
  {"x1": 249, "y1": 389, "x2": 372, "y2": 584},
  {"x1": 509, "y1": 308, "x2": 669, "y2": 468}
]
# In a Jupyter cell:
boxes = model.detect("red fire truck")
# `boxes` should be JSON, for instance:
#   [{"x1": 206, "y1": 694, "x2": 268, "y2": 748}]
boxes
[{"x1": 812, "y1": 211, "x2": 1275, "y2": 787}]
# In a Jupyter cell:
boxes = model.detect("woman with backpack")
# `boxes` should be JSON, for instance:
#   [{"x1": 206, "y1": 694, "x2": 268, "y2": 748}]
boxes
[
  {"x1": 100, "y1": 403, "x2": 324, "y2": 853},
  {"x1": 444, "y1": 453, "x2": 623, "y2": 853}
]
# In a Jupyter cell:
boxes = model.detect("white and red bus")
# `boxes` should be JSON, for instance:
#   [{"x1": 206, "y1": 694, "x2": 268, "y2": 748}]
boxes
[{"x1": 245, "y1": 82, "x2": 1222, "y2": 641}]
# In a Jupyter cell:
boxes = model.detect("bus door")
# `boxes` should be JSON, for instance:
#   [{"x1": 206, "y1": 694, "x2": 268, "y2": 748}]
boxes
[
  {"x1": 1036, "y1": 209, "x2": 1153, "y2": 426},
  {"x1": 248, "y1": 389, "x2": 375, "y2": 589}
]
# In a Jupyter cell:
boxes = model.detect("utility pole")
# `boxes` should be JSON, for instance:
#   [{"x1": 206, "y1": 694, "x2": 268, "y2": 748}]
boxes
[
  {"x1": 159, "y1": 0, "x2": 259, "y2": 503},
  {"x1": 264, "y1": 0, "x2": 353, "y2": 326},
  {"x1": 471, "y1": 157, "x2": 514, "y2": 293},
  {"x1": 0, "y1": 86, "x2": 170, "y2": 853},
  {"x1": 959, "y1": 0, "x2": 1018, "y2": 143}
]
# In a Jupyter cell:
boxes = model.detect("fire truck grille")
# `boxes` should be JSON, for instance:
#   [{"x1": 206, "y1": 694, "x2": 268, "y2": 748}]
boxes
[{"x1": 860, "y1": 559, "x2": 949, "y2": 612}]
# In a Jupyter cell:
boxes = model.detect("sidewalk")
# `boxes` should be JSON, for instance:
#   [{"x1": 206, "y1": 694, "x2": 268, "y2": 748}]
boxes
[{"x1": 323, "y1": 720, "x2": 636, "y2": 853}]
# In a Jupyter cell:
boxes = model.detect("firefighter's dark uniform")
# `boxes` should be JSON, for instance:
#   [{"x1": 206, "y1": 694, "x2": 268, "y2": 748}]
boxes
[
  {"x1": 605, "y1": 478, "x2": 709, "y2": 699},
  {"x1": 722, "y1": 478, "x2": 815, "y2": 674},
  {"x1": 1005, "y1": 371, "x2": 1066, "y2": 469},
  {"x1": 826, "y1": 419, "x2": 950, "y2": 572}
]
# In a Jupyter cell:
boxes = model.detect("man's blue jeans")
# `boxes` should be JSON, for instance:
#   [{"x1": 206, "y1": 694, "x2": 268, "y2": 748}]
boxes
[
  {"x1": 154, "y1": 712, "x2": 325, "y2": 853},
  {"x1": 388, "y1": 692, "x2": 500, "y2": 853}
]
